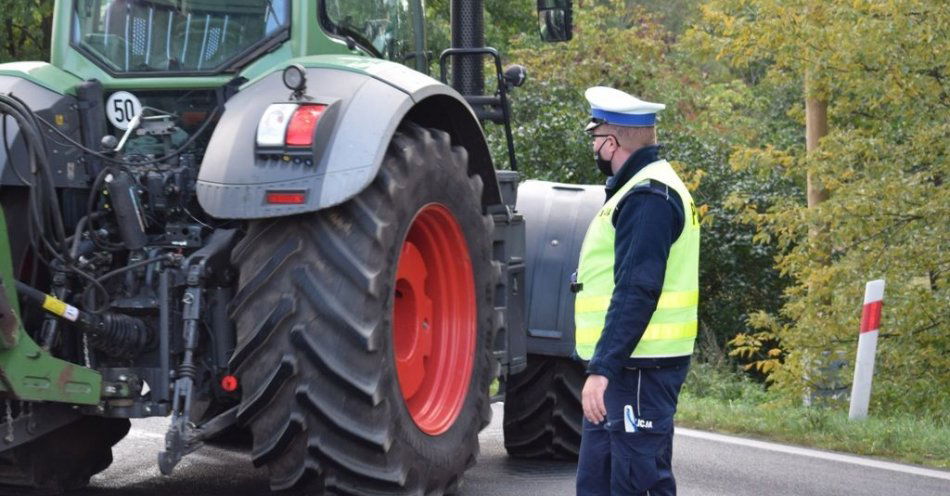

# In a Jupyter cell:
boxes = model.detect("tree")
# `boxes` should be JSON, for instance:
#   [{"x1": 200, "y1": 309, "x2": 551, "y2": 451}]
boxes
[
  {"x1": 0, "y1": 0, "x2": 53, "y2": 63},
  {"x1": 690, "y1": 0, "x2": 949, "y2": 415}
]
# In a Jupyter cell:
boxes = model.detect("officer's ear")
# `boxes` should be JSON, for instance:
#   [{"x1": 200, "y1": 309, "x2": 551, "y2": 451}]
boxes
[{"x1": 602, "y1": 126, "x2": 620, "y2": 148}]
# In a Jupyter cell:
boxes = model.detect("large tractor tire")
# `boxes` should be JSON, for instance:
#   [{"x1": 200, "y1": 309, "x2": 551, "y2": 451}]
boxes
[
  {"x1": 503, "y1": 354, "x2": 585, "y2": 460},
  {"x1": 229, "y1": 123, "x2": 496, "y2": 495},
  {"x1": 0, "y1": 415, "x2": 130, "y2": 494}
]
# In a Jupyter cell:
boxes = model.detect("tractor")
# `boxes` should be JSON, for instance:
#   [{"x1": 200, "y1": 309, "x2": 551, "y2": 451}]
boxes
[{"x1": 0, "y1": 0, "x2": 604, "y2": 493}]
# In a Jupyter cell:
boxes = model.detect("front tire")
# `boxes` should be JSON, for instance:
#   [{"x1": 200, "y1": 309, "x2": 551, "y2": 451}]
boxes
[{"x1": 229, "y1": 123, "x2": 496, "y2": 494}]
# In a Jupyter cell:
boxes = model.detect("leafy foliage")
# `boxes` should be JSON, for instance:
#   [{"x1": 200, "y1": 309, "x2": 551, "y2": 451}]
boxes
[
  {"x1": 690, "y1": 0, "x2": 949, "y2": 415},
  {"x1": 0, "y1": 0, "x2": 53, "y2": 63},
  {"x1": 624, "y1": 0, "x2": 702, "y2": 35}
]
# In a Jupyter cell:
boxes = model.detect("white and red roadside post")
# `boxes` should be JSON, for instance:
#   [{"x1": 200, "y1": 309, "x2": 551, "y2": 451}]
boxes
[{"x1": 849, "y1": 279, "x2": 885, "y2": 420}]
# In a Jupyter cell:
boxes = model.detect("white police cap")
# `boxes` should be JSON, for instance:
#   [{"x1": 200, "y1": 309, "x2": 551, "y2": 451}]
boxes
[{"x1": 585, "y1": 86, "x2": 666, "y2": 131}]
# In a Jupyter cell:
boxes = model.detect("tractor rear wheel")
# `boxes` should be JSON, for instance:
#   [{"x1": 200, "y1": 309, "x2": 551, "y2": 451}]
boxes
[
  {"x1": 503, "y1": 354, "x2": 585, "y2": 460},
  {"x1": 229, "y1": 123, "x2": 496, "y2": 494}
]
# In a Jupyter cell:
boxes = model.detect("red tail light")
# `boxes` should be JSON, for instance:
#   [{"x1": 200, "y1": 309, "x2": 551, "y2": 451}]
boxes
[
  {"x1": 285, "y1": 105, "x2": 326, "y2": 147},
  {"x1": 266, "y1": 191, "x2": 307, "y2": 204}
]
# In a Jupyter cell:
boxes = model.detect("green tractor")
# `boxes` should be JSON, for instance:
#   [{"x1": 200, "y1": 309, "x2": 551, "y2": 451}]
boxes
[{"x1": 0, "y1": 0, "x2": 601, "y2": 493}]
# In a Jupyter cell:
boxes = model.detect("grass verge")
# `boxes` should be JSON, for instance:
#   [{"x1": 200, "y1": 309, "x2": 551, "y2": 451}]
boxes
[{"x1": 675, "y1": 363, "x2": 950, "y2": 469}]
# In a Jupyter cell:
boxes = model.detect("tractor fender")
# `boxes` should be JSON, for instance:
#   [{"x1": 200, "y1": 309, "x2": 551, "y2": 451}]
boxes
[
  {"x1": 516, "y1": 180, "x2": 605, "y2": 357},
  {"x1": 196, "y1": 58, "x2": 501, "y2": 219}
]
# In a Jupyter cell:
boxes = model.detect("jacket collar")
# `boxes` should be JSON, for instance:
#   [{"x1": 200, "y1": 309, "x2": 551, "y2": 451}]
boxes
[{"x1": 605, "y1": 145, "x2": 661, "y2": 200}]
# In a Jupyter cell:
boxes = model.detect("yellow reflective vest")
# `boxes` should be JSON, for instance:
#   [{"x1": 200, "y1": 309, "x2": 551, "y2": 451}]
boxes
[{"x1": 574, "y1": 159, "x2": 700, "y2": 360}]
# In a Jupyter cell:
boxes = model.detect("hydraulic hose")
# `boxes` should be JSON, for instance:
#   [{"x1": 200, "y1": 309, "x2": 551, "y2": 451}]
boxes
[{"x1": 14, "y1": 280, "x2": 151, "y2": 358}]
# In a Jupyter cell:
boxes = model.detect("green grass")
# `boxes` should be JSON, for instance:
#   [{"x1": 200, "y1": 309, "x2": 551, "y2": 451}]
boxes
[{"x1": 675, "y1": 363, "x2": 950, "y2": 469}]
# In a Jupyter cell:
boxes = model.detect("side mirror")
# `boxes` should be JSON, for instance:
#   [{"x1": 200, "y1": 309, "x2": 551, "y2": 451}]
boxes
[{"x1": 537, "y1": 0, "x2": 573, "y2": 42}]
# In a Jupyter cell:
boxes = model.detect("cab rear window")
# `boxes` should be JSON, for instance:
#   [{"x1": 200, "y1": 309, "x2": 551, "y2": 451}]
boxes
[{"x1": 71, "y1": 0, "x2": 289, "y2": 74}]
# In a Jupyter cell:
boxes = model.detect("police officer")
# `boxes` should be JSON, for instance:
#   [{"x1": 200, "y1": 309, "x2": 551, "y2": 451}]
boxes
[{"x1": 574, "y1": 87, "x2": 700, "y2": 496}]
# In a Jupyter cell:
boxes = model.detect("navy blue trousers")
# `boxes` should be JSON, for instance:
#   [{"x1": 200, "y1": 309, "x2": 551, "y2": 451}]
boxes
[{"x1": 576, "y1": 364, "x2": 689, "y2": 496}]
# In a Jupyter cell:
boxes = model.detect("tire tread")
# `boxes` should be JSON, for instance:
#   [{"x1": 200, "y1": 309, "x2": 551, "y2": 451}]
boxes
[{"x1": 503, "y1": 355, "x2": 585, "y2": 460}]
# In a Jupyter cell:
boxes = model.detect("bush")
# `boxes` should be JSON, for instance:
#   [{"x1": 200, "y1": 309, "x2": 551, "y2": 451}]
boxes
[{"x1": 682, "y1": 362, "x2": 767, "y2": 404}]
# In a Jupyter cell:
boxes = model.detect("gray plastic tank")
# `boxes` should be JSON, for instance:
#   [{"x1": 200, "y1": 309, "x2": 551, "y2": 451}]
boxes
[{"x1": 516, "y1": 180, "x2": 605, "y2": 357}]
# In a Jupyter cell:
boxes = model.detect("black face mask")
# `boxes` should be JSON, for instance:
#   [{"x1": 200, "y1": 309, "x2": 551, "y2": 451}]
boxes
[{"x1": 594, "y1": 138, "x2": 615, "y2": 177}]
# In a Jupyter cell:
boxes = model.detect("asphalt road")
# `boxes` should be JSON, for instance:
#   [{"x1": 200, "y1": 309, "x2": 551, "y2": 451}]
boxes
[{"x1": 76, "y1": 403, "x2": 950, "y2": 496}]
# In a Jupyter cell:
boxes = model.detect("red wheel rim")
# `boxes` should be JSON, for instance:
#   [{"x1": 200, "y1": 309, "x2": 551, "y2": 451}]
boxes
[{"x1": 393, "y1": 203, "x2": 476, "y2": 435}]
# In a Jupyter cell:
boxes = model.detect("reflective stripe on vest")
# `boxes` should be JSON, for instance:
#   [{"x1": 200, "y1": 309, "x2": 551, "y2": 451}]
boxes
[{"x1": 574, "y1": 160, "x2": 700, "y2": 360}]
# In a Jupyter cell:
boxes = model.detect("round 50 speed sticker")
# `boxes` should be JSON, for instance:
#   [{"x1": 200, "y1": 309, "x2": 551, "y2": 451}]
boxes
[{"x1": 106, "y1": 91, "x2": 142, "y2": 130}]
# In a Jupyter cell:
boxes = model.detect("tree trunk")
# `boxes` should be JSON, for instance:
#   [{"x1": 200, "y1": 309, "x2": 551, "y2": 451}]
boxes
[
  {"x1": 804, "y1": 72, "x2": 831, "y2": 300},
  {"x1": 805, "y1": 75, "x2": 828, "y2": 208}
]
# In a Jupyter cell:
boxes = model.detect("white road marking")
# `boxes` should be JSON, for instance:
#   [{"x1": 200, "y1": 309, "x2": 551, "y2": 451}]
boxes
[{"x1": 676, "y1": 427, "x2": 950, "y2": 481}]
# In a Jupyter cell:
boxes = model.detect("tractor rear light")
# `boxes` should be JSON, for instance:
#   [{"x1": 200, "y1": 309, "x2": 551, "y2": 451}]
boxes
[
  {"x1": 266, "y1": 190, "x2": 307, "y2": 205},
  {"x1": 256, "y1": 103, "x2": 298, "y2": 147},
  {"x1": 285, "y1": 105, "x2": 326, "y2": 147}
]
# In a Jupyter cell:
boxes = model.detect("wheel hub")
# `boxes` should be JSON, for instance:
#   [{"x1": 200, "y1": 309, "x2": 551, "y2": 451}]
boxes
[{"x1": 392, "y1": 204, "x2": 476, "y2": 436}]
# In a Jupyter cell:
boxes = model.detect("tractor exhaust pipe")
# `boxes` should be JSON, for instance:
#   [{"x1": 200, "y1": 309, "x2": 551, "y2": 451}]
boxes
[{"x1": 451, "y1": 0, "x2": 485, "y2": 97}]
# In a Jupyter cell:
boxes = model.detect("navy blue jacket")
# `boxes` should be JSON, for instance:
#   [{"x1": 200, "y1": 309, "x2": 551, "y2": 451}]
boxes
[{"x1": 585, "y1": 145, "x2": 690, "y2": 381}]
